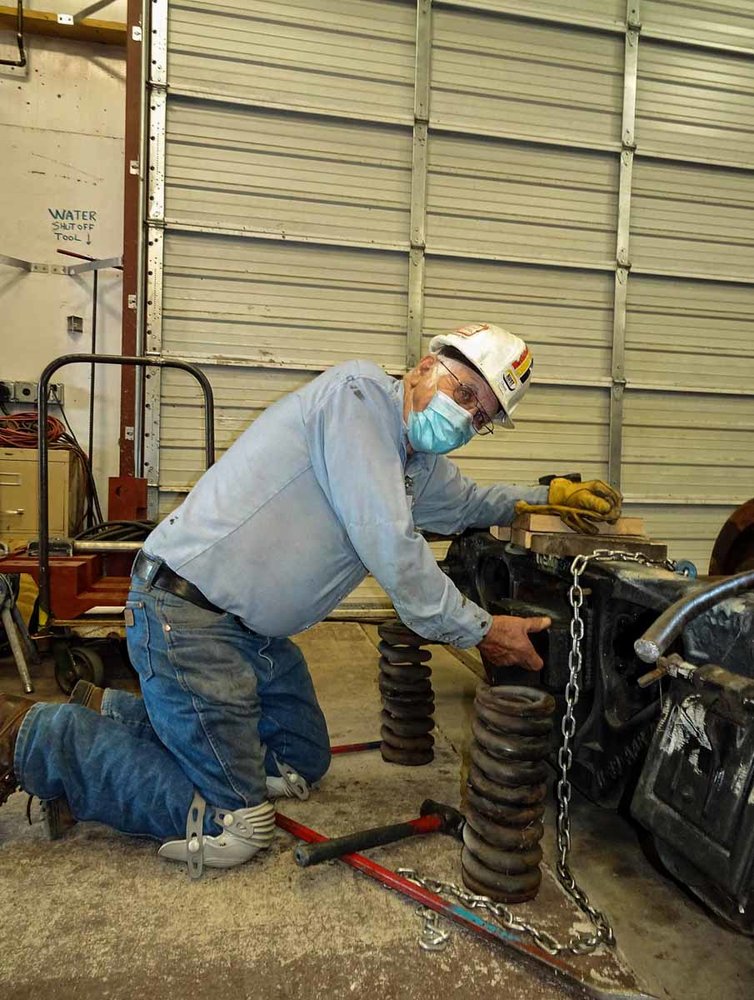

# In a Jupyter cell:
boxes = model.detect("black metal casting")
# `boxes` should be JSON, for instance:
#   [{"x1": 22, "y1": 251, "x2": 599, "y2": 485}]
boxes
[
  {"x1": 632, "y1": 664, "x2": 754, "y2": 935},
  {"x1": 443, "y1": 530, "x2": 754, "y2": 933}
]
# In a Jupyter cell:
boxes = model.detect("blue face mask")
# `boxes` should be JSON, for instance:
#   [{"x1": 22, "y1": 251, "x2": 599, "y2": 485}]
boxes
[{"x1": 407, "y1": 391, "x2": 475, "y2": 454}]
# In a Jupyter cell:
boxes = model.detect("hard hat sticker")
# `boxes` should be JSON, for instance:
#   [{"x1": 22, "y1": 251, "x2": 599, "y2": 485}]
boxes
[
  {"x1": 502, "y1": 370, "x2": 518, "y2": 391},
  {"x1": 454, "y1": 323, "x2": 489, "y2": 337},
  {"x1": 511, "y1": 347, "x2": 532, "y2": 377}
]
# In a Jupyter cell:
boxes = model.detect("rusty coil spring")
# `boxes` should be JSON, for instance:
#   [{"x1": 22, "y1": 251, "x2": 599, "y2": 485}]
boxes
[
  {"x1": 377, "y1": 620, "x2": 434, "y2": 766},
  {"x1": 462, "y1": 683, "x2": 555, "y2": 903}
]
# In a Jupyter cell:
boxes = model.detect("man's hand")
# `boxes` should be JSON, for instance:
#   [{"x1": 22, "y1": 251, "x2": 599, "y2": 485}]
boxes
[
  {"x1": 477, "y1": 614, "x2": 551, "y2": 671},
  {"x1": 514, "y1": 478, "x2": 622, "y2": 534},
  {"x1": 547, "y1": 478, "x2": 622, "y2": 519}
]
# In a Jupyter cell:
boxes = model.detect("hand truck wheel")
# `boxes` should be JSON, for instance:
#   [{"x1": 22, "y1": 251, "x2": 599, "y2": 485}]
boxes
[{"x1": 53, "y1": 643, "x2": 105, "y2": 695}]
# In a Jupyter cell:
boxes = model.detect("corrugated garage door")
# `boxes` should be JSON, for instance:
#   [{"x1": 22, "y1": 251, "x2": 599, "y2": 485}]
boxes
[{"x1": 143, "y1": 0, "x2": 754, "y2": 587}]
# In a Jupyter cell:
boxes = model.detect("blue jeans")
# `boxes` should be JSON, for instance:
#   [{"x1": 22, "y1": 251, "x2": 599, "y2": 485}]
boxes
[{"x1": 14, "y1": 581, "x2": 331, "y2": 839}]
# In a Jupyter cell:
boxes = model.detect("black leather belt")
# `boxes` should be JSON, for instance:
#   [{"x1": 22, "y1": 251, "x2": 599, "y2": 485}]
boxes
[{"x1": 132, "y1": 550, "x2": 224, "y2": 615}]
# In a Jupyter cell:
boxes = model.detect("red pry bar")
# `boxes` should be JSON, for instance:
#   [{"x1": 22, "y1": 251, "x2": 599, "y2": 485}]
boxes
[{"x1": 275, "y1": 812, "x2": 658, "y2": 1000}]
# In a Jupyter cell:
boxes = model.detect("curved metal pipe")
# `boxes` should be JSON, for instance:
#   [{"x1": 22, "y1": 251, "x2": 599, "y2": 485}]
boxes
[
  {"x1": 0, "y1": 0, "x2": 26, "y2": 68},
  {"x1": 37, "y1": 353, "x2": 215, "y2": 619},
  {"x1": 634, "y1": 569, "x2": 754, "y2": 664}
]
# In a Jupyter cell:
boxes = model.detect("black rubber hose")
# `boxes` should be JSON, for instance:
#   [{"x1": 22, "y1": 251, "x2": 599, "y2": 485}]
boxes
[{"x1": 634, "y1": 569, "x2": 754, "y2": 664}]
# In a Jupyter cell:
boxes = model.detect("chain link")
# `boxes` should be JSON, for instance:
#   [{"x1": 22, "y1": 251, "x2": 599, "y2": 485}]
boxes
[{"x1": 404, "y1": 547, "x2": 677, "y2": 956}]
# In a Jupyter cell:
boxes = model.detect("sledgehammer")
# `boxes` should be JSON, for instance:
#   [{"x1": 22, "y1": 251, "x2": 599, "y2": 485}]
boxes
[{"x1": 293, "y1": 799, "x2": 464, "y2": 868}]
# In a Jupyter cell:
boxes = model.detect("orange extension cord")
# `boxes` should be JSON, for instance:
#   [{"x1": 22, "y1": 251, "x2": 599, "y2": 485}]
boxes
[{"x1": 0, "y1": 410, "x2": 68, "y2": 448}]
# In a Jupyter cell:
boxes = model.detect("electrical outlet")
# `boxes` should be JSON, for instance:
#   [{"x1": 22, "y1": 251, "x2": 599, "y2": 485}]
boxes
[
  {"x1": 0, "y1": 380, "x2": 65, "y2": 404},
  {"x1": 14, "y1": 382, "x2": 37, "y2": 403}
]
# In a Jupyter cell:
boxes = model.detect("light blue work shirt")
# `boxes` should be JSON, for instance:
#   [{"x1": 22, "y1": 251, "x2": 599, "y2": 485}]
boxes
[{"x1": 146, "y1": 361, "x2": 547, "y2": 648}]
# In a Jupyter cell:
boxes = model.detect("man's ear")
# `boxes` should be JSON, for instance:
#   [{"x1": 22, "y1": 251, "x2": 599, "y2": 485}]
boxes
[
  {"x1": 416, "y1": 354, "x2": 438, "y2": 378},
  {"x1": 406, "y1": 354, "x2": 437, "y2": 387}
]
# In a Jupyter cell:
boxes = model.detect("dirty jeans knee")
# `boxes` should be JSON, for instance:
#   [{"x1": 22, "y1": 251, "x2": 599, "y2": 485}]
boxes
[
  {"x1": 260, "y1": 715, "x2": 331, "y2": 786},
  {"x1": 125, "y1": 587, "x2": 331, "y2": 805},
  {"x1": 126, "y1": 586, "x2": 269, "y2": 810},
  {"x1": 252, "y1": 635, "x2": 331, "y2": 786}
]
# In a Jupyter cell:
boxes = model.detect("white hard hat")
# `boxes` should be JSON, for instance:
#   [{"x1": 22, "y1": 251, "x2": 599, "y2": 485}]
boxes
[{"x1": 428, "y1": 322, "x2": 533, "y2": 428}]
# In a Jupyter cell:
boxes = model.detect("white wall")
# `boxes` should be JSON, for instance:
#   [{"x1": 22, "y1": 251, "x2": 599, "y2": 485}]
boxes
[{"x1": 0, "y1": 15, "x2": 127, "y2": 509}]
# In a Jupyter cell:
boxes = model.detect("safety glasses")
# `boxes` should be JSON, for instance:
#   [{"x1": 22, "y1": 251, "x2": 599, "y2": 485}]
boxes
[{"x1": 435, "y1": 358, "x2": 495, "y2": 435}]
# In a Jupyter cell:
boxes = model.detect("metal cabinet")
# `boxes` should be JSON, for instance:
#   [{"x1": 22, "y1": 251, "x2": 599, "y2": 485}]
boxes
[{"x1": 0, "y1": 448, "x2": 82, "y2": 545}]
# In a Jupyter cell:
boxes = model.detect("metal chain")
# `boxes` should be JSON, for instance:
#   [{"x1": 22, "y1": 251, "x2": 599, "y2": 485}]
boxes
[
  {"x1": 555, "y1": 549, "x2": 676, "y2": 949},
  {"x1": 400, "y1": 868, "x2": 585, "y2": 956},
  {"x1": 403, "y1": 547, "x2": 677, "y2": 956}
]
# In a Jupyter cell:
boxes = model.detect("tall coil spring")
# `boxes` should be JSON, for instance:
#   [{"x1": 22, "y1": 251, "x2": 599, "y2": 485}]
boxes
[
  {"x1": 462, "y1": 683, "x2": 555, "y2": 903},
  {"x1": 377, "y1": 619, "x2": 434, "y2": 766}
]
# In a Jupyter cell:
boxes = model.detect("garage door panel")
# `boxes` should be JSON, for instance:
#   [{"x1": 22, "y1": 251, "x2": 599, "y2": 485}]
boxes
[
  {"x1": 624, "y1": 503, "x2": 736, "y2": 569},
  {"x1": 626, "y1": 275, "x2": 754, "y2": 390},
  {"x1": 431, "y1": 9, "x2": 623, "y2": 145},
  {"x1": 636, "y1": 41, "x2": 754, "y2": 165},
  {"x1": 161, "y1": 234, "x2": 409, "y2": 369},
  {"x1": 423, "y1": 258, "x2": 613, "y2": 382},
  {"x1": 623, "y1": 391, "x2": 754, "y2": 498},
  {"x1": 165, "y1": 101, "x2": 412, "y2": 245},
  {"x1": 642, "y1": 0, "x2": 754, "y2": 52},
  {"x1": 427, "y1": 135, "x2": 618, "y2": 265},
  {"x1": 631, "y1": 160, "x2": 754, "y2": 279},
  {"x1": 451, "y1": 1, "x2": 624, "y2": 28},
  {"x1": 168, "y1": 0, "x2": 416, "y2": 121}
]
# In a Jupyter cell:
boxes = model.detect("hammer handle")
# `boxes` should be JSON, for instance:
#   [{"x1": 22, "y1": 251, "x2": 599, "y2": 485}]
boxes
[{"x1": 294, "y1": 813, "x2": 442, "y2": 867}]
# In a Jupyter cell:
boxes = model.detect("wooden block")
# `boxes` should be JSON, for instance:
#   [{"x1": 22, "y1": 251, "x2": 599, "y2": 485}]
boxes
[
  {"x1": 510, "y1": 527, "x2": 528, "y2": 546},
  {"x1": 508, "y1": 527, "x2": 667, "y2": 562},
  {"x1": 490, "y1": 526, "x2": 512, "y2": 541},
  {"x1": 513, "y1": 513, "x2": 645, "y2": 537},
  {"x1": 529, "y1": 532, "x2": 668, "y2": 562}
]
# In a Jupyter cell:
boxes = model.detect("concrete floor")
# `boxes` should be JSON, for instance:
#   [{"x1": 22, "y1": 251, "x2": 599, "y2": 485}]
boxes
[{"x1": 1, "y1": 622, "x2": 752, "y2": 1000}]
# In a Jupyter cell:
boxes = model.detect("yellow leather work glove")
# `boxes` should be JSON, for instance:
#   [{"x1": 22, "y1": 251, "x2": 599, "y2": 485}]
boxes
[
  {"x1": 514, "y1": 479, "x2": 623, "y2": 535},
  {"x1": 547, "y1": 478, "x2": 622, "y2": 518}
]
